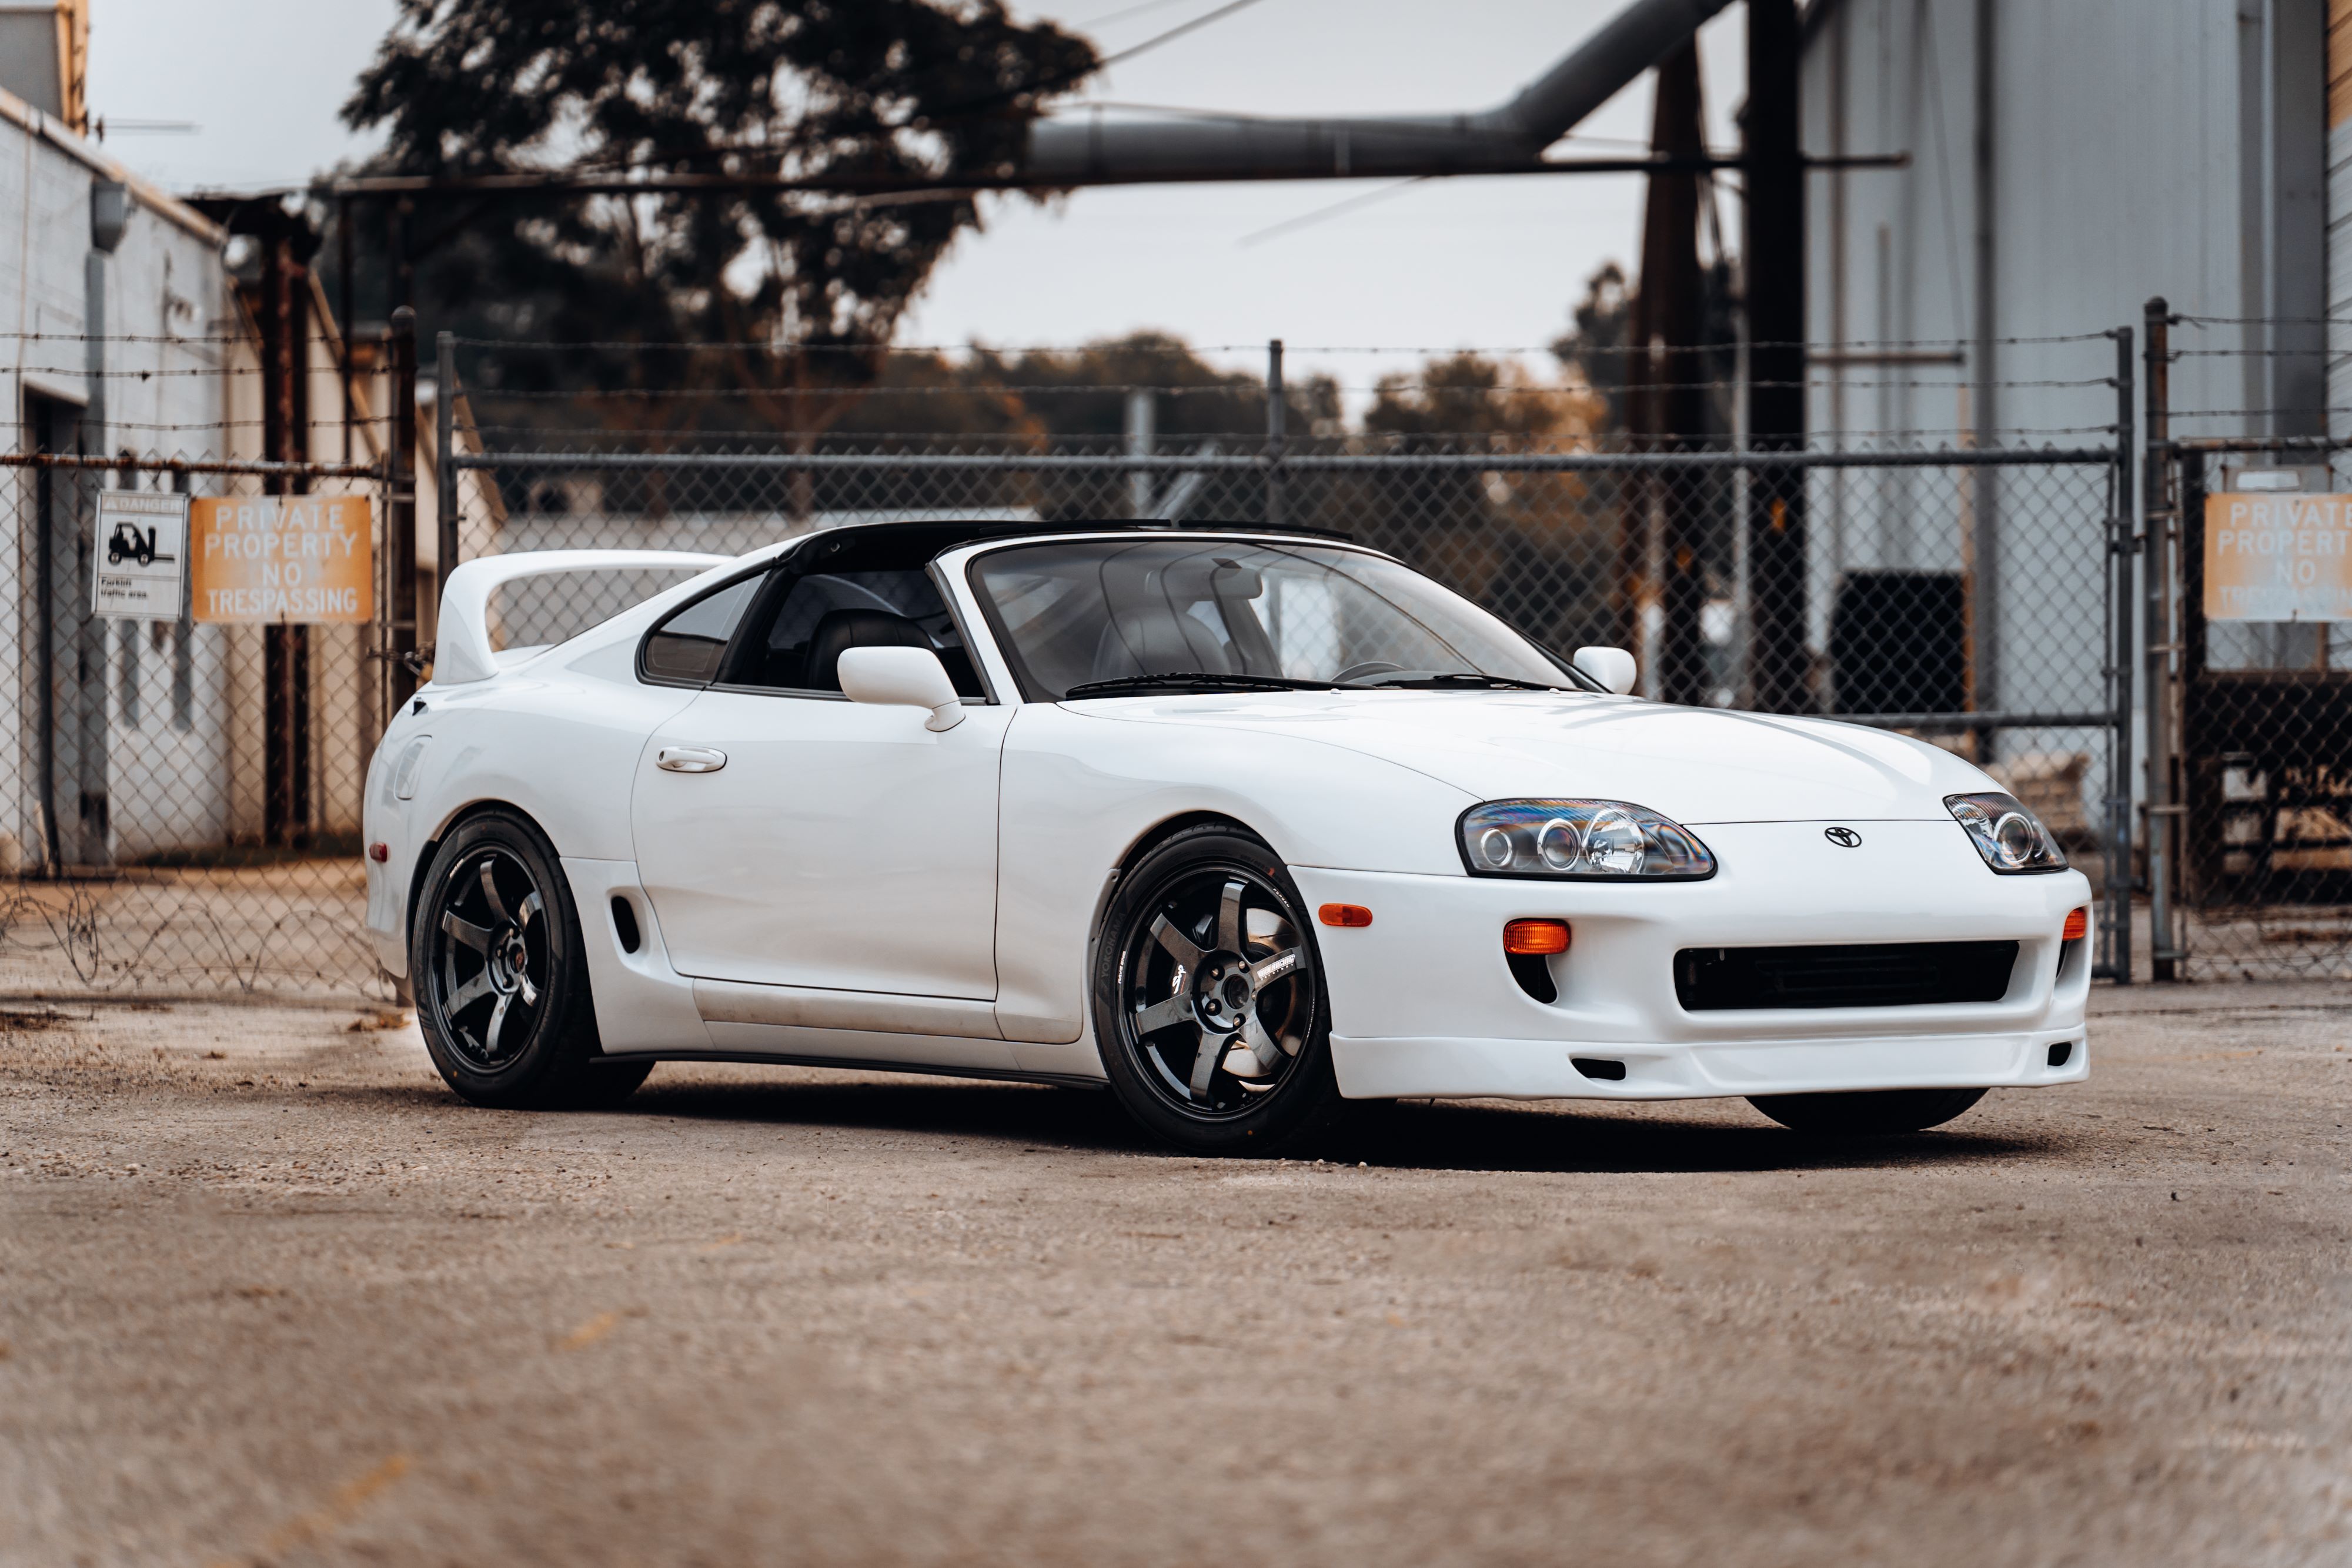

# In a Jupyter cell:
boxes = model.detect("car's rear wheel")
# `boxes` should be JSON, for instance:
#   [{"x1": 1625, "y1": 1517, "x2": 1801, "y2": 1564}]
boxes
[
  {"x1": 410, "y1": 808, "x2": 650, "y2": 1109},
  {"x1": 1093, "y1": 824, "x2": 1346, "y2": 1156},
  {"x1": 1746, "y1": 1086, "x2": 1987, "y2": 1135}
]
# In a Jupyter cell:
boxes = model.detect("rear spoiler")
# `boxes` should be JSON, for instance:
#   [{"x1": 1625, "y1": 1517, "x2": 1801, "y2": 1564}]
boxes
[{"x1": 433, "y1": 549, "x2": 733, "y2": 684}]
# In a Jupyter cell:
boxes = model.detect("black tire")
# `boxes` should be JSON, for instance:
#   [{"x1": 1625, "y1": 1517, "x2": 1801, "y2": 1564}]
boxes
[
  {"x1": 409, "y1": 807, "x2": 645, "y2": 1109},
  {"x1": 1746, "y1": 1086, "x2": 1987, "y2": 1135},
  {"x1": 1092, "y1": 824, "x2": 1348, "y2": 1157}
]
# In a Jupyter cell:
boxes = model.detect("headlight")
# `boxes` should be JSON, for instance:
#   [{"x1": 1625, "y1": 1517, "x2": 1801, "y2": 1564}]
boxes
[
  {"x1": 1944, "y1": 791, "x2": 2067, "y2": 874},
  {"x1": 1458, "y1": 800, "x2": 1715, "y2": 880}
]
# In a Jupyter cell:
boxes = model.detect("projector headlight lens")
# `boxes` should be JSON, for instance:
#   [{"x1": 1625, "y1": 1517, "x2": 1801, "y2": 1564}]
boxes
[
  {"x1": 1458, "y1": 800, "x2": 1715, "y2": 880},
  {"x1": 1945, "y1": 791, "x2": 2068, "y2": 874}
]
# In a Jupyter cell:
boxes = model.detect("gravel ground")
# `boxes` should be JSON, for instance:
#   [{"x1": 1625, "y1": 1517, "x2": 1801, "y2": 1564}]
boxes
[{"x1": 2, "y1": 984, "x2": 2348, "y2": 1567}]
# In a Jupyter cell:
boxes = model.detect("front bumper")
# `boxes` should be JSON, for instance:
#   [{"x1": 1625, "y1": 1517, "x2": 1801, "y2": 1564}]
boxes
[{"x1": 1292, "y1": 819, "x2": 2094, "y2": 1102}]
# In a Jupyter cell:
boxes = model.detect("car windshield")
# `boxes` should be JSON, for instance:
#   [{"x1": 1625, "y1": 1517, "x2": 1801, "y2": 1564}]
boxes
[{"x1": 970, "y1": 537, "x2": 1582, "y2": 701}]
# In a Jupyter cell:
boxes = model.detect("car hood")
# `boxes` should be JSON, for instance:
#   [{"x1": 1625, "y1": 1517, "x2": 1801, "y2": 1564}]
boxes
[{"x1": 1072, "y1": 689, "x2": 1996, "y2": 824}]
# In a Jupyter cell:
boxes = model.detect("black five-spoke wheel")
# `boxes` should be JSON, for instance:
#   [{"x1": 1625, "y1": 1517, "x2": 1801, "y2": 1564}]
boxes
[
  {"x1": 409, "y1": 808, "x2": 649, "y2": 1109},
  {"x1": 1094, "y1": 824, "x2": 1346, "y2": 1155},
  {"x1": 430, "y1": 848, "x2": 548, "y2": 1074}
]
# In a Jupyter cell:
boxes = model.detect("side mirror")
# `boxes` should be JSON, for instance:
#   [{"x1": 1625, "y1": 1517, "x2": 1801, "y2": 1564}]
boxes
[
  {"x1": 837, "y1": 646, "x2": 966, "y2": 731},
  {"x1": 1573, "y1": 646, "x2": 1638, "y2": 696}
]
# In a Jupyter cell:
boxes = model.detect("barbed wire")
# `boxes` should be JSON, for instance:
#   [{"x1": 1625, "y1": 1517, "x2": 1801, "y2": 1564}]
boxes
[
  {"x1": 450, "y1": 330, "x2": 2121, "y2": 356},
  {"x1": 468, "y1": 375, "x2": 2116, "y2": 401}
]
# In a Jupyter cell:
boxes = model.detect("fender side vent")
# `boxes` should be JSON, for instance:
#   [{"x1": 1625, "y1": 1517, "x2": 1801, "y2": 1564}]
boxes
[
  {"x1": 1506, "y1": 951, "x2": 1557, "y2": 1004},
  {"x1": 1571, "y1": 1057, "x2": 1626, "y2": 1081},
  {"x1": 610, "y1": 895, "x2": 642, "y2": 954}
]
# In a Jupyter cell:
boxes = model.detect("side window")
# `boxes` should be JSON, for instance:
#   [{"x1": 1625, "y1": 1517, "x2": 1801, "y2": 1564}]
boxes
[
  {"x1": 640, "y1": 574, "x2": 761, "y2": 686},
  {"x1": 727, "y1": 567, "x2": 985, "y2": 698}
]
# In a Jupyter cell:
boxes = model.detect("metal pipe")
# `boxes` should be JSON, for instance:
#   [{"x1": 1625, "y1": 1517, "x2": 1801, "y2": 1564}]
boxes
[
  {"x1": 1264, "y1": 339, "x2": 1285, "y2": 529},
  {"x1": 1968, "y1": 0, "x2": 2000, "y2": 754},
  {"x1": 338, "y1": 193, "x2": 353, "y2": 468},
  {"x1": 1021, "y1": 0, "x2": 1732, "y2": 186},
  {"x1": 33, "y1": 422, "x2": 58, "y2": 874},
  {"x1": 388, "y1": 307, "x2": 419, "y2": 707},
  {"x1": 437, "y1": 331, "x2": 457, "y2": 602},
  {"x1": 292, "y1": 150, "x2": 1901, "y2": 201},
  {"x1": 2102, "y1": 325, "x2": 2135, "y2": 983},
  {"x1": 1832, "y1": 710, "x2": 2120, "y2": 731},
  {"x1": 446, "y1": 447, "x2": 2117, "y2": 475},
  {"x1": 2141, "y1": 297, "x2": 2177, "y2": 979},
  {"x1": 0, "y1": 452, "x2": 379, "y2": 477}
]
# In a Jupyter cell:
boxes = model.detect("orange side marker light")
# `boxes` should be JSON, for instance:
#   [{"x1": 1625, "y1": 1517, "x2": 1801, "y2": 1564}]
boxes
[
  {"x1": 1318, "y1": 903, "x2": 1374, "y2": 928},
  {"x1": 1504, "y1": 918, "x2": 1571, "y2": 955},
  {"x1": 2062, "y1": 907, "x2": 2089, "y2": 942}
]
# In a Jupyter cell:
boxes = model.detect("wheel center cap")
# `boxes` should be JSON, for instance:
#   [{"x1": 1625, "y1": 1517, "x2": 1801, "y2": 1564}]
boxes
[
  {"x1": 1192, "y1": 956, "x2": 1251, "y2": 1032},
  {"x1": 489, "y1": 928, "x2": 527, "y2": 992}
]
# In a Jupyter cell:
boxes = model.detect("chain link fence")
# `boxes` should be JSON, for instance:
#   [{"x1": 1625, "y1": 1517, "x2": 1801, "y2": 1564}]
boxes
[
  {"x1": 6, "y1": 326, "x2": 2184, "y2": 1001},
  {"x1": 2, "y1": 330, "x2": 395, "y2": 998},
  {"x1": 2141, "y1": 312, "x2": 2352, "y2": 980},
  {"x1": 440, "y1": 333, "x2": 2134, "y2": 982}
]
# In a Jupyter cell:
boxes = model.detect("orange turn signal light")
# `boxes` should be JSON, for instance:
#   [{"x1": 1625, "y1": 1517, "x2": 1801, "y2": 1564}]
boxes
[
  {"x1": 1318, "y1": 903, "x2": 1374, "y2": 928},
  {"x1": 1503, "y1": 918, "x2": 1571, "y2": 956},
  {"x1": 2062, "y1": 907, "x2": 2089, "y2": 942}
]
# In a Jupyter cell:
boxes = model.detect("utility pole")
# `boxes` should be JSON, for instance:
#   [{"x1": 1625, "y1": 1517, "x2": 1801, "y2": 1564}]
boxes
[{"x1": 1743, "y1": 0, "x2": 1808, "y2": 713}]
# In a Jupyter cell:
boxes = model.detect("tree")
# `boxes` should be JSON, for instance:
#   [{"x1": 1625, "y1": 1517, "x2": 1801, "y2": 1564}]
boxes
[
  {"x1": 343, "y1": 0, "x2": 1098, "y2": 426},
  {"x1": 1551, "y1": 262, "x2": 1636, "y2": 436}
]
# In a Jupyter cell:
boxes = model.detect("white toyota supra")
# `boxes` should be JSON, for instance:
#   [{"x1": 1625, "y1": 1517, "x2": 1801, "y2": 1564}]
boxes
[{"x1": 363, "y1": 520, "x2": 2092, "y2": 1155}]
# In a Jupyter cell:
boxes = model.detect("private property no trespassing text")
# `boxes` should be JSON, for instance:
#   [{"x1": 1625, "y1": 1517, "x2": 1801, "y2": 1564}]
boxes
[{"x1": 191, "y1": 496, "x2": 374, "y2": 624}]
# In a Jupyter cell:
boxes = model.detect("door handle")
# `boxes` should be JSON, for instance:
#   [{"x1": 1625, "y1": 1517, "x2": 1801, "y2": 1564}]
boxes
[{"x1": 656, "y1": 745, "x2": 728, "y2": 774}]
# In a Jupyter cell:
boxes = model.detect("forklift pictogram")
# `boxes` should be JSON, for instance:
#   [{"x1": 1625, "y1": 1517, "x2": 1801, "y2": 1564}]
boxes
[{"x1": 106, "y1": 519, "x2": 176, "y2": 568}]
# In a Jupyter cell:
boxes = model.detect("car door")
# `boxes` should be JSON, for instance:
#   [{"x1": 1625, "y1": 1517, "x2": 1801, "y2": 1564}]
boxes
[{"x1": 630, "y1": 557, "x2": 1008, "y2": 1000}]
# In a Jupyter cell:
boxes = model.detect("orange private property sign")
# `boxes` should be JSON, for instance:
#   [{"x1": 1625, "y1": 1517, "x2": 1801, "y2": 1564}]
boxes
[
  {"x1": 190, "y1": 496, "x2": 373, "y2": 624},
  {"x1": 2203, "y1": 492, "x2": 2352, "y2": 623}
]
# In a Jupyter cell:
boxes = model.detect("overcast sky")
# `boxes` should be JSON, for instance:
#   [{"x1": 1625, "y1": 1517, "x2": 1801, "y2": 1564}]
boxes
[{"x1": 83, "y1": 0, "x2": 1746, "y2": 403}]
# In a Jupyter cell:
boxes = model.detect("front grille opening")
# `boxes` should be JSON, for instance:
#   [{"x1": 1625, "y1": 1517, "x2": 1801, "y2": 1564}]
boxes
[
  {"x1": 1572, "y1": 1057, "x2": 1627, "y2": 1081},
  {"x1": 2047, "y1": 1041, "x2": 2074, "y2": 1068},
  {"x1": 1506, "y1": 951, "x2": 1557, "y2": 1004},
  {"x1": 1675, "y1": 941, "x2": 2020, "y2": 1011}
]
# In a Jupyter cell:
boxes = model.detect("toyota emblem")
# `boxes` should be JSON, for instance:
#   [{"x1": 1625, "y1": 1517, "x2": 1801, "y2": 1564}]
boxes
[{"x1": 1824, "y1": 826, "x2": 1863, "y2": 848}]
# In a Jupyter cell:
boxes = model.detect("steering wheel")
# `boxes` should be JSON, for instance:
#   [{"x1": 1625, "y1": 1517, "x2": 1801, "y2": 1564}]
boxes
[{"x1": 1332, "y1": 660, "x2": 1406, "y2": 684}]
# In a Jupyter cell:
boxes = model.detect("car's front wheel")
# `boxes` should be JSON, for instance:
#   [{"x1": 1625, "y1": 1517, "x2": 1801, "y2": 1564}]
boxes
[
  {"x1": 1092, "y1": 824, "x2": 1347, "y2": 1156},
  {"x1": 1746, "y1": 1086, "x2": 1987, "y2": 1135},
  {"x1": 410, "y1": 808, "x2": 651, "y2": 1109}
]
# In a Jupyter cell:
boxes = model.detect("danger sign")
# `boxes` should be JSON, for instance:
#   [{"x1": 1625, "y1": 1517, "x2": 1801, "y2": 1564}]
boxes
[
  {"x1": 91, "y1": 490, "x2": 190, "y2": 621},
  {"x1": 191, "y1": 495, "x2": 373, "y2": 624}
]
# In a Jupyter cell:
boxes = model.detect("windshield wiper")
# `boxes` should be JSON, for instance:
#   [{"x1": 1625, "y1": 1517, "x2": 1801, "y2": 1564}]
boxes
[
  {"x1": 1344, "y1": 671, "x2": 1564, "y2": 691},
  {"x1": 1061, "y1": 671, "x2": 1336, "y2": 699}
]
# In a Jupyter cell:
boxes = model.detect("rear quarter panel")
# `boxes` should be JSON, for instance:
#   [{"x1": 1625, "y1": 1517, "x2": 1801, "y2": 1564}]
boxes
[{"x1": 365, "y1": 637, "x2": 702, "y2": 977}]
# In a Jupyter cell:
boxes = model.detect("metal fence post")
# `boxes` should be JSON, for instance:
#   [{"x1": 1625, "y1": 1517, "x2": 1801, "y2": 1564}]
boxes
[
  {"x1": 436, "y1": 332, "x2": 458, "y2": 594},
  {"x1": 2103, "y1": 323, "x2": 2135, "y2": 982},
  {"x1": 1265, "y1": 338, "x2": 1285, "y2": 529},
  {"x1": 388, "y1": 307, "x2": 419, "y2": 708},
  {"x1": 2141, "y1": 297, "x2": 2179, "y2": 979}
]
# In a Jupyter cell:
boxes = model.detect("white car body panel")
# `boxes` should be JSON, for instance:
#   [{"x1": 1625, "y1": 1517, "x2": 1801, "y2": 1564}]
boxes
[
  {"x1": 365, "y1": 527, "x2": 2093, "y2": 1105},
  {"x1": 632, "y1": 691, "x2": 1011, "y2": 997}
]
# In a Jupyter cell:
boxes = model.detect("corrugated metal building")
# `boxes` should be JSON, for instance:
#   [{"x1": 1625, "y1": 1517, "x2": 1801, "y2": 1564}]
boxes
[
  {"x1": 1799, "y1": 0, "x2": 2344, "y2": 785},
  {"x1": 0, "y1": 14, "x2": 387, "y2": 874}
]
